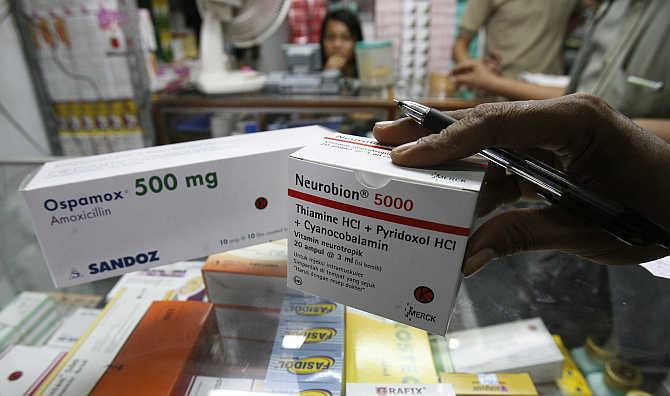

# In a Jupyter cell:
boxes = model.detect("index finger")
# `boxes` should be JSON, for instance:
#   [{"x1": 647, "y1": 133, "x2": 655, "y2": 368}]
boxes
[
  {"x1": 390, "y1": 94, "x2": 602, "y2": 168},
  {"x1": 449, "y1": 63, "x2": 475, "y2": 76},
  {"x1": 373, "y1": 109, "x2": 473, "y2": 146}
]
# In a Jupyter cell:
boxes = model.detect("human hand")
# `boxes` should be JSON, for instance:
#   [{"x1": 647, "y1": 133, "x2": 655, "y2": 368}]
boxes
[
  {"x1": 449, "y1": 59, "x2": 500, "y2": 91},
  {"x1": 483, "y1": 52, "x2": 502, "y2": 74},
  {"x1": 374, "y1": 94, "x2": 670, "y2": 276},
  {"x1": 324, "y1": 55, "x2": 348, "y2": 71}
]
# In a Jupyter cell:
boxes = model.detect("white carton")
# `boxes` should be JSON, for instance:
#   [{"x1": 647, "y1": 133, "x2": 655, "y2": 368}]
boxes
[
  {"x1": 287, "y1": 134, "x2": 485, "y2": 334},
  {"x1": 21, "y1": 127, "x2": 333, "y2": 287},
  {"x1": 36, "y1": 286, "x2": 175, "y2": 396},
  {"x1": 46, "y1": 308, "x2": 101, "y2": 350},
  {"x1": 0, "y1": 292, "x2": 55, "y2": 351},
  {"x1": 186, "y1": 377, "x2": 254, "y2": 396},
  {"x1": 203, "y1": 240, "x2": 290, "y2": 308},
  {"x1": 105, "y1": 261, "x2": 206, "y2": 303},
  {"x1": 446, "y1": 318, "x2": 565, "y2": 384},
  {"x1": 0, "y1": 345, "x2": 66, "y2": 396}
]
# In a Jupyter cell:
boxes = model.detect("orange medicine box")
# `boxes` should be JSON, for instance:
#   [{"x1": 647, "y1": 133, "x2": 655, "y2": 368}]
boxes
[{"x1": 91, "y1": 301, "x2": 218, "y2": 396}]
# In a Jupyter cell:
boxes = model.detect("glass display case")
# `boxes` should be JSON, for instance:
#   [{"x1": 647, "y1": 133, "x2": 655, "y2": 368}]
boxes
[{"x1": 1, "y1": 155, "x2": 669, "y2": 396}]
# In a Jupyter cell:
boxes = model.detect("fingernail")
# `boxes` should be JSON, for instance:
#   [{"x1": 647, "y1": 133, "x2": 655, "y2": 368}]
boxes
[
  {"x1": 374, "y1": 120, "x2": 394, "y2": 128},
  {"x1": 463, "y1": 248, "x2": 496, "y2": 278}
]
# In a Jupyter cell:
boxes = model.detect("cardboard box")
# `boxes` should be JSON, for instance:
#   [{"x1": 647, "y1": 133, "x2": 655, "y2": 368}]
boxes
[
  {"x1": 446, "y1": 318, "x2": 564, "y2": 384},
  {"x1": 273, "y1": 320, "x2": 344, "y2": 352},
  {"x1": 219, "y1": 337, "x2": 274, "y2": 378},
  {"x1": 440, "y1": 373, "x2": 538, "y2": 396},
  {"x1": 36, "y1": 286, "x2": 175, "y2": 395},
  {"x1": 265, "y1": 348, "x2": 343, "y2": 385},
  {"x1": 345, "y1": 308, "x2": 438, "y2": 385},
  {"x1": 204, "y1": 241, "x2": 292, "y2": 341},
  {"x1": 21, "y1": 126, "x2": 333, "y2": 287},
  {"x1": 430, "y1": 334, "x2": 455, "y2": 373},
  {"x1": 20, "y1": 307, "x2": 62, "y2": 347},
  {"x1": 553, "y1": 335, "x2": 593, "y2": 396},
  {"x1": 46, "y1": 308, "x2": 101, "y2": 350},
  {"x1": 348, "y1": 384, "x2": 453, "y2": 396},
  {"x1": 0, "y1": 345, "x2": 66, "y2": 396},
  {"x1": 215, "y1": 306, "x2": 280, "y2": 342},
  {"x1": 279, "y1": 295, "x2": 345, "y2": 323},
  {"x1": 105, "y1": 261, "x2": 206, "y2": 303},
  {"x1": 91, "y1": 301, "x2": 218, "y2": 396},
  {"x1": 203, "y1": 240, "x2": 290, "y2": 308},
  {"x1": 186, "y1": 377, "x2": 254, "y2": 396},
  {"x1": 287, "y1": 134, "x2": 485, "y2": 334},
  {"x1": 0, "y1": 292, "x2": 56, "y2": 352},
  {"x1": 253, "y1": 379, "x2": 342, "y2": 396},
  {"x1": 264, "y1": 294, "x2": 344, "y2": 392}
]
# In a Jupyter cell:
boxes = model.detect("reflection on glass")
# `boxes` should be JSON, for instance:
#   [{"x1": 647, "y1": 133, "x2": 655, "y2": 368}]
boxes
[{"x1": 281, "y1": 334, "x2": 307, "y2": 349}]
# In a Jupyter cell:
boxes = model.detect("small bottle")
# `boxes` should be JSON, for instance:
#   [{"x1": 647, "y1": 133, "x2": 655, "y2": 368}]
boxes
[{"x1": 587, "y1": 359, "x2": 642, "y2": 396}]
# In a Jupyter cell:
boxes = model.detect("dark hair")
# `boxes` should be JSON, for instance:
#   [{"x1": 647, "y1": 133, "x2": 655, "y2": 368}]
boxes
[{"x1": 319, "y1": 8, "x2": 364, "y2": 77}]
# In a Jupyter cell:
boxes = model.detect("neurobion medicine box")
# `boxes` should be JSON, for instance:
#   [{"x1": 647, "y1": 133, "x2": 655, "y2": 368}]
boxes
[
  {"x1": 21, "y1": 126, "x2": 333, "y2": 287},
  {"x1": 287, "y1": 134, "x2": 485, "y2": 334}
]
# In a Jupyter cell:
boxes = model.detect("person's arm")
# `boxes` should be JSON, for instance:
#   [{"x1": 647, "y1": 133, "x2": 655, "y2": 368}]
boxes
[
  {"x1": 453, "y1": 31, "x2": 475, "y2": 64},
  {"x1": 453, "y1": 0, "x2": 490, "y2": 64},
  {"x1": 634, "y1": 119, "x2": 670, "y2": 143},
  {"x1": 450, "y1": 62, "x2": 565, "y2": 100},
  {"x1": 482, "y1": 76, "x2": 565, "y2": 100}
]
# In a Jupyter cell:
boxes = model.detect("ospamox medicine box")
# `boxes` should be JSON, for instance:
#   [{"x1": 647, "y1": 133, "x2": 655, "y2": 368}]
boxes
[{"x1": 22, "y1": 127, "x2": 333, "y2": 287}]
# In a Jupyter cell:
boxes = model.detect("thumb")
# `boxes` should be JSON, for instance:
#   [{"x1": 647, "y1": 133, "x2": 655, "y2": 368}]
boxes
[{"x1": 462, "y1": 206, "x2": 612, "y2": 277}]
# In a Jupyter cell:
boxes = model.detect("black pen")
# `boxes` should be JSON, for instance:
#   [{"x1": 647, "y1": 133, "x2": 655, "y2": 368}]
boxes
[{"x1": 396, "y1": 99, "x2": 670, "y2": 249}]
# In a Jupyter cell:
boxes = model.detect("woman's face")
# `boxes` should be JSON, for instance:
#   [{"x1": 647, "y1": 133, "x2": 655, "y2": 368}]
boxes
[{"x1": 323, "y1": 20, "x2": 355, "y2": 62}]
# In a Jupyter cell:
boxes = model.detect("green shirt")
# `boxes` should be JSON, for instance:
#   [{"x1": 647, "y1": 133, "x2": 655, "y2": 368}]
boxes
[{"x1": 460, "y1": 0, "x2": 579, "y2": 77}]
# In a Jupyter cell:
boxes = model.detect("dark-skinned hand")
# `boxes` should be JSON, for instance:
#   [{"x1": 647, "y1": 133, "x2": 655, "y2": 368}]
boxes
[{"x1": 373, "y1": 94, "x2": 670, "y2": 277}]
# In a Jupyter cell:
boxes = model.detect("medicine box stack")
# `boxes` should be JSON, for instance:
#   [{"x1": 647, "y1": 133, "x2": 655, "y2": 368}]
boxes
[
  {"x1": 36, "y1": 286, "x2": 175, "y2": 395},
  {"x1": 287, "y1": 134, "x2": 485, "y2": 334},
  {"x1": 440, "y1": 373, "x2": 538, "y2": 396},
  {"x1": 375, "y1": 0, "x2": 457, "y2": 96},
  {"x1": 105, "y1": 261, "x2": 206, "y2": 303},
  {"x1": 24, "y1": 0, "x2": 158, "y2": 155},
  {"x1": 553, "y1": 336, "x2": 593, "y2": 396},
  {"x1": 345, "y1": 308, "x2": 439, "y2": 386},
  {"x1": 202, "y1": 240, "x2": 291, "y2": 342},
  {"x1": 91, "y1": 301, "x2": 218, "y2": 396},
  {"x1": 0, "y1": 345, "x2": 67, "y2": 395},
  {"x1": 0, "y1": 292, "x2": 60, "y2": 352},
  {"x1": 203, "y1": 240, "x2": 289, "y2": 310},
  {"x1": 46, "y1": 307, "x2": 101, "y2": 350},
  {"x1": 22, "y1": 126, "x2": 332, "y2": 287},
  {"x1": 264, "y1": 295, "x2": 345, "y2": 395},
  {"x1": 446, "y1": 318, "x2": 565, "y2": 384}
]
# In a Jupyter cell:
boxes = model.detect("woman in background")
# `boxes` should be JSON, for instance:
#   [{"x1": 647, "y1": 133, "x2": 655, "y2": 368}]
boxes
[{"x1": 319, "y1": 9, "x2": 363, "y2": 78}]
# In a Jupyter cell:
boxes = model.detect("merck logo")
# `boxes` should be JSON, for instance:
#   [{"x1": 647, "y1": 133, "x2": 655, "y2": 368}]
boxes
[{"x1": 404, "y1": 302, "x2": 437, "y2": 323}]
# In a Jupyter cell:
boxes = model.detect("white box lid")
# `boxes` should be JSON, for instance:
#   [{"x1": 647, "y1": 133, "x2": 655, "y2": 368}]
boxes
[
  {"x1": 290, "y1": 134, "x2": 486, "y2": 192},
  {"x1": 25, "y1": 126, "x2": 333, "y2": 190}
]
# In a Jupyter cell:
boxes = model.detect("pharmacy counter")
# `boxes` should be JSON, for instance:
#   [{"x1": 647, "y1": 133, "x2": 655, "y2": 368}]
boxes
[{"x1": 151, "y1": 91, "x2": 477, "y2": 145}]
